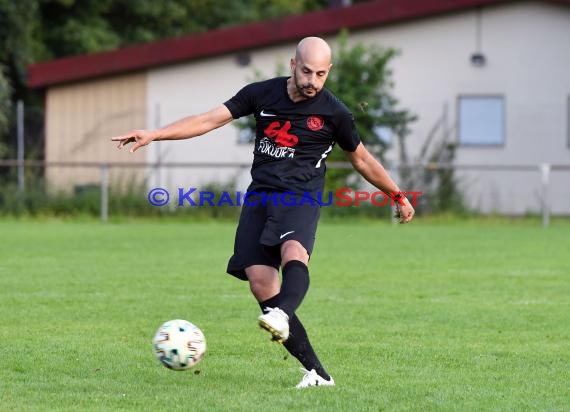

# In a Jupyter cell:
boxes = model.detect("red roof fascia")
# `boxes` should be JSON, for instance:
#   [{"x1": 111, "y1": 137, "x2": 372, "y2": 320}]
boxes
[{"x1": 28, "y1": 0, "x2": 508, "y2": 88}]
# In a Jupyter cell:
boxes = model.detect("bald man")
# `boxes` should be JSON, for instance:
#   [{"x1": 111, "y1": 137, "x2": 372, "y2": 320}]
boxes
[{"x1": 112, "y1": 36, "x2": 415, "y2": 388}]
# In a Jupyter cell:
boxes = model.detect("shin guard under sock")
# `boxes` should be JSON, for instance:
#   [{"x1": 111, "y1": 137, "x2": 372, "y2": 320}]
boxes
[{"x1": 279, "y1": 260, "x2": 310, "y2": 318}]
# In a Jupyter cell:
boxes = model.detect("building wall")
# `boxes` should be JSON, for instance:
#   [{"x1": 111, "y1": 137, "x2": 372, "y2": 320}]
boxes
[
  {"x1": 45, "y1": 73, "x2": 147, "y2": 191},
  {"x1": 45, "y1": 1, "x2": 570, "y2": 214},
  {"x1": 347, "y1": 1, "x2": 570, "y2": 214},
  {"x1": 146, "y1": 1, "x2": 570, "y2": 214}
]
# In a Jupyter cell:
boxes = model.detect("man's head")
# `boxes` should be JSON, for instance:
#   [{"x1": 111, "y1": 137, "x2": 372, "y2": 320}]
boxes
[{"x1": 290, "y1": 37, "x2": 332, "y2": 99}]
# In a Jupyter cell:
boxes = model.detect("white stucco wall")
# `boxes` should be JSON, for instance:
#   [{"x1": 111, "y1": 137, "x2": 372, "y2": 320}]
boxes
[
  {"x1": 348, "y1": 1, "x2": 570, "y2": 214},
  {"x1": 146, "y1": 1, "x2": 570, "y2": 214}
]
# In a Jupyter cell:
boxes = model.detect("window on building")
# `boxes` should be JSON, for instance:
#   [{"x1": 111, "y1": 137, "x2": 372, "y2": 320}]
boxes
[{"x1": 458, "y1": 95, "x2": 505, "y2": 146}]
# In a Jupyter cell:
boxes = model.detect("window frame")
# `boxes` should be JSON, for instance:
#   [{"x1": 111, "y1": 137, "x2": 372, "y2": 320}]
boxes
[
  {"x1": 457, "y1": 94, "x2": 506, "y2": 147},
  {"x1": 567, "y1": 95, "x2": 570, "y2": 149}
]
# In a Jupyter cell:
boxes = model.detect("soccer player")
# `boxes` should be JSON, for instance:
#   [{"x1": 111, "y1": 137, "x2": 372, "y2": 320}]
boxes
[{"x1": 112, "y1": 36, "x2": 415, "y2": 388}]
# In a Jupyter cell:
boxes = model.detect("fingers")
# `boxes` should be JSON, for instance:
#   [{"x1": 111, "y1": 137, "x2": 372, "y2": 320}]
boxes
[
  {"x1": 395, "y1": 197, "x2": 415, "y2": 224},
  {"x1": 111, "y1": 133, "x2": 134, "y2": 142},
  {"x1": 130, "y1": 142, "x2": 142, "y2": 153},
  {"x1": 111, "y1": 134, "x2": 135, "y2": 150},
  {"x1": 400, "y1": 209, "x2": 414, "y2": 224},
  {"x1": 396, "y1": 204, "x2": 415, "y2": 224},
  {"x1": 116, "y1": 138, "x2": 132, "y2": 149},
  {"x1": 112, "y1": 130, "x2": 153, "y2": 152},
  {"x1": 112, "y1": 131, "x2": 147, "y2": 150}
]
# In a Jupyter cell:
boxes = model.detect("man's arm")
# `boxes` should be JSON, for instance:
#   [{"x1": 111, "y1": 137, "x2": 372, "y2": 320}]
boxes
[
  {"x1": 344, "y1": 142, "x2": 415, "y2": 224},
  {"x1": 111, "y1": 105, "x2": 234, "y2": 153}
]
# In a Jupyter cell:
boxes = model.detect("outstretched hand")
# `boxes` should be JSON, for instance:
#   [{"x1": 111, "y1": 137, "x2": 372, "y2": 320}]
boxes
[
  {"x1": 111, "y1": 129, "x2": 156, "y2": 153},
  {"x1": 394, "y1": 197, "x2": 415, "y2": 224}
]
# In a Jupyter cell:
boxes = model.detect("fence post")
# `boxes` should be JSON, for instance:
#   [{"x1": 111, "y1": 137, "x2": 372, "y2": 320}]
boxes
[
  {"x1": 540, "y1": 163, "x2": 550, "y2": 228},
  {"x1": 154, "y1": 102, "x2": 162, "y2": 188},
  {"x1": 100, "y1": 163, "x2": 109, "y2": 223},
  {"x1": 17, "y1": 100, "x2": 25, "y2": 192}
]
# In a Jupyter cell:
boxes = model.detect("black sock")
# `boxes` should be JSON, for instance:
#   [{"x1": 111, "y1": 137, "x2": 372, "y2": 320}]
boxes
[
  {"x1": 285, "y1": 315, "x2": 331, "y2": 380},
  {"x1": 258, "y1": 294, "x2": 330, "y2": 381},
  {"x1": 279, "y1": 260, "x2": 310, "y2": 318},
  {"x1": 258, "y1": 294, "x2": 281, "y2": 313}
]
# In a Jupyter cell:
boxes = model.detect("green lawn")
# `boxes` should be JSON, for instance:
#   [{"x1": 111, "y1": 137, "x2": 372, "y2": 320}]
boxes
[{"x1": 0, "y1": 218, "x2": 569, "y2": 411}]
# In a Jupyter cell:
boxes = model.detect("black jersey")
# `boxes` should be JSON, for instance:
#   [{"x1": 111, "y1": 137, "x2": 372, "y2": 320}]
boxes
[{"x1": 224, "y1": 77, "x2": 361, "y2": 199}]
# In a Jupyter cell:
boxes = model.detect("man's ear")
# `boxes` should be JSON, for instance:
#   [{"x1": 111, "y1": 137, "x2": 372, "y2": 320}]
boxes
[{"x1": 290, "y1": 57, "x2": 296, "y2": 72}]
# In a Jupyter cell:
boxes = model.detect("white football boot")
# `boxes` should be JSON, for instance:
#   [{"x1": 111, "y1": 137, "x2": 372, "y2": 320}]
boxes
[
  {"x1": 258, "y1": 307, "x2": 289, "y2": 343},
  {"x1": 295, "y1": 368, "x2": 335, "y2": 389}
]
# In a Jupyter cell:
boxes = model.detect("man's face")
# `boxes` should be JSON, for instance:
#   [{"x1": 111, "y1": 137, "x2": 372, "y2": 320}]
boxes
[{"x1": 291, "y1": 57, "x2": 331, "y2": 99}]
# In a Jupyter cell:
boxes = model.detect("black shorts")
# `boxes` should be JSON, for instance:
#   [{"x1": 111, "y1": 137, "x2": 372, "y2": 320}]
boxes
[{"x1": 226, "y1": 191, "x2": 320, "y2": 280}]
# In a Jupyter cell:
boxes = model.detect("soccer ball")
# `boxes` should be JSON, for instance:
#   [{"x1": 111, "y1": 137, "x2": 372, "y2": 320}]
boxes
[{"x1": 152, "y1": 319, "x2": 206, "y2": 371}]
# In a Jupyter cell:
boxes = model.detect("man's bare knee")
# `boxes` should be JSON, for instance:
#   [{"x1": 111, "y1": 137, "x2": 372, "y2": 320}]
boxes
[{"x1": 281, "y1": 240, "x2": 309, "y2": 265}]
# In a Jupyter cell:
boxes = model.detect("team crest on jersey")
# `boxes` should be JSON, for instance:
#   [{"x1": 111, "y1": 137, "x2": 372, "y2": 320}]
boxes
[{"x1": 307, "y1": 116, "x2": 324, "y2": 131}]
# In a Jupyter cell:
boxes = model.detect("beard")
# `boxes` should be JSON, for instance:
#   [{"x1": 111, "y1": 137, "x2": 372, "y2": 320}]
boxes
[{"x1": 293, "y1": 72, "x2": 319, "y2": 98}]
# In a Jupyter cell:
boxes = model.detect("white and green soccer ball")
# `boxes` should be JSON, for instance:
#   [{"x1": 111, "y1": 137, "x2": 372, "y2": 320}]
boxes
[{"x1": 152, "y1": 319, "x2": 206, "y2": 371}]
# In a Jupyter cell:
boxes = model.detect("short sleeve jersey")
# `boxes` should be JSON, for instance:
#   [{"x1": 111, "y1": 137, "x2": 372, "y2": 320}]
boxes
[{"x1": 224, "y1": 77, "x2": 361, "y2": 199}]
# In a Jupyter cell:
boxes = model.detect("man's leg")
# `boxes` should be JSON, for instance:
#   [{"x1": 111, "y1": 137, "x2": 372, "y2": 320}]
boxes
[
  {"x1": 247, "y1": 264, "x2": 290, "y2": 342},
  {"x1": 257, "y1": 292, "x2": 331, "y2": 381},
  {"x1": 253, "y1": 241, "x2": 309, "y2": 342},
  {"x1": 247, "y1": 257, "x2": 333, "y2": 386},
  {"x1": 278, "y1": 240, "x2": 310, "y2": 318},
  {"x1": 280, "y1": 241, "x2": 332, "y2": 384},
  {"x1": 246, "y1": 264, "x2": 280, "y2": 302}
]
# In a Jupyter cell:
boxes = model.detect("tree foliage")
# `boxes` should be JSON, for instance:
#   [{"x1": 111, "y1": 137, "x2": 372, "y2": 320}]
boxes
[
  {"x1": 0, "y1": 0, "x2": 41, "y2": 98},
  {"x1": 0, "y1": 0, "x2": 328, "y2": 159},
  {"x1": 0, "y1": 67, "x2": 11, "y2": 157},
  {"x1": 34, "y1": 0, "x2": 327, "y2": 59},
  {"x1": 324, "y1": 31, "x2": 416, "y2": 192}
]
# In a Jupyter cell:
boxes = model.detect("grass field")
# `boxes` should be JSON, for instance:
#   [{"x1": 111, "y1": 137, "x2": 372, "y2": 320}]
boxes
[{"x1": 0, "y1": 218, "x2": 569, "y2": 411}]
